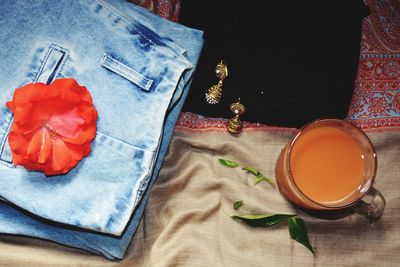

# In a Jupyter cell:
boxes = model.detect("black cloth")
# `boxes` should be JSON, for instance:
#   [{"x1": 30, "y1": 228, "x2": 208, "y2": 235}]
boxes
[{"x1": 180, "y1": 1, "x2": 370, "y2": 128}]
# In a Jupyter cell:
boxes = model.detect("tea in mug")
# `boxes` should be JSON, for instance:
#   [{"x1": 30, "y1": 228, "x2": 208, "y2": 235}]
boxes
[
  {"x1": 276, "y1": 119, "x2": 385, "y2": 220},
  {"x1": 290, "y1": 126, "x2": 365, "y2": 204}
]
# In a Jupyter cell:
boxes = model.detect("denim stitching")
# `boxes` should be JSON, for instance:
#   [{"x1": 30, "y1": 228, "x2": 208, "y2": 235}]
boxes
[
  {"x1": 34, "y1": 46, "x2": 54, "y2": 83},
  {"x1": 134, "y1": 173, "x2": 151, "y2": 206},
  {"x1": 28, "y1": 48, "x2": 49, "y2": 84},
  {"x1": 34, "y1": 44, "x2": 68, "y2": 83},
  {"x1": 143, "y1": 79, "x2": 153, "y2": 90},
  {"x1": 48, "y1": 44, "x2": 69, "y2": 81},
  {"x1": 96, "y1": 131, "x2": 155, "y2": 153},
  {"x1": 101, "y1": 56, "x2": 143, "y2": 87},
  {"x1": 95, "y1": 0, "x2": 155, "y2": 46},
  {"x1": 0, "y1": 115, "x2": 14, "y2": 166},
  {"x1": 128, "y1": 24, "x2": 155, "y2": 45},
  {"x1": 101, "y1": 54, "x2": 153, "y2": 91}
]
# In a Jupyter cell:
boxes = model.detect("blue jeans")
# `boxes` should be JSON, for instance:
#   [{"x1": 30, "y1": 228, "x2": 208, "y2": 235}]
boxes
[{"x1": 0, "y1": 0, "x2": 203, "y2": 259}]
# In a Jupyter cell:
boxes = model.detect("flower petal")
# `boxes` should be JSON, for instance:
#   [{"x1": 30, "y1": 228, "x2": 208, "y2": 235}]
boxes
[
  {"x1": 6, "y1": 101, "x2": 14, "y2": 112},
  {"x1": 11, "y1": 153, "x2": 26, "y2": 166},
  {"x1": 76, "y1": 85, "x2": 93, "y2": 105},
  {"x1": 38, "y1": 129, "x2": 52, "y2": 164},
  {"x1": 64, "y1": 142, "x2": 91, "y2": 161},
  {"x1": 61, "y1": 124, "x2": 96, "y2": 145},
  {"x1": 15, "y1": 104, "x2": 48, "y2": 134},
  {"x1": 60, "y1": 89, "x2": 81, "y2": 105},
  {"x1": 12, "y1": 83, "x2": 48, "y2": 104},
  {"x1": 50, "y1": 78, "x2": 79, "y2": 93},
  {"x1": 79, "y1": 106, "x2": 98, "y2": 124},
  {"x1": 8, "y1": 129, "x2": 30, "y2": 155},
  {"x1": 46, "y1": 107, "x2": 85, "y2": 139},
  {"x1": 49, "y1": 139, "x2": 72, "y2": 173},
  {"x1": 26, "y1": 128, "x2": 45, "y2": 162},
  {"x1": 13, "y1": 103, "x2": 34, "y2": 125}
]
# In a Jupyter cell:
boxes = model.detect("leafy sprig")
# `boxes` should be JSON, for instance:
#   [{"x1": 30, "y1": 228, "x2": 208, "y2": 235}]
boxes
[
  {"x1": 218, "y1": 159, "x2": 239, "y2": 168},
  {"x1": 242, "y1": 166, "x2": 275, "y2": 186},
  {"x1": 232, "y1": 213, "x2": 296, "y2": 227},
  {"x1": 218, "y1": 159, "x2": 275, "y2": 187},
  {"x1": 219, "y1": 158, "x2": 314, "y2": 255},
  {"x1": 231, "y1": 210, "x2": 314, "y2": 255}
]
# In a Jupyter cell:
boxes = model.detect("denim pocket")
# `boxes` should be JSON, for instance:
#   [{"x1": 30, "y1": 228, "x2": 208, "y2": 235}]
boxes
[
  {"x1": 0, "y1": 130, "x2": 155, "y2": 235},
  {"x1": 61, "y1": 131, "x2": 155, "y2": 234},
  {"x1": 35, "y1": 44, "x2": 68, "y2": 84},
  {"x1": 0, "y1": 43, "x2": 68, "y2": 166},
  {"x1": 100, "y1": 54, "x2": 154, "y2": 91}
]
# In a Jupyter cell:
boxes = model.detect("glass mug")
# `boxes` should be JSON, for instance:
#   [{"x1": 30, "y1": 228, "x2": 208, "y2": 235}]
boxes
[{"x1": 275, "y1": 119, "x2": 386, "y2": 221}]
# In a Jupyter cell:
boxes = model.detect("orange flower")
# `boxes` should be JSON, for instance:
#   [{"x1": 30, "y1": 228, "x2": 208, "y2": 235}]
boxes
[{"x1": 6, "y1": 78, "x2": 98, "y2": 176}]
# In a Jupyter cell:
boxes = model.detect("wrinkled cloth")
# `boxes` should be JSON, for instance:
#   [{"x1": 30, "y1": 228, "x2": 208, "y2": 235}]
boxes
[
  {"x1": 346, "y1": 0, "x2": 400, "y2": 129},
  {"x1": 0, "y1": 113, "x2": 399, "y2": 266},
  {"x1": 0, "y1": 0, "x2": 203, "y2": 259}
]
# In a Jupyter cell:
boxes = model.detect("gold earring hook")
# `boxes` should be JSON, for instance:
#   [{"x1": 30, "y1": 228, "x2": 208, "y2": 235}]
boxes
[{"x1": 205, "y1": 60, "x2": 228, "y2": 104}]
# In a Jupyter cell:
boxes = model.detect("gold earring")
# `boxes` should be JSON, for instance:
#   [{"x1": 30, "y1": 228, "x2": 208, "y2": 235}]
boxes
[
  {"x1": 205, "y1": 60, "x2": 228, "y2": 104},
  {"x1": 227, "y1": 99, "x2": 245, "y2": 134}
]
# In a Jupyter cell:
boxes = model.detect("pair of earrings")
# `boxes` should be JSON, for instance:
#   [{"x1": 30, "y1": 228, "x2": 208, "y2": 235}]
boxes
[{"x1": 205, "y1": 61, "x2": 245, "y2": 134}]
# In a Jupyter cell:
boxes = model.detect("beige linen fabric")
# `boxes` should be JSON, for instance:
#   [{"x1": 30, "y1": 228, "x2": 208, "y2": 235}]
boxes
[{"x1": 0, "y1": 126, "x2": 399, "y2": 266}]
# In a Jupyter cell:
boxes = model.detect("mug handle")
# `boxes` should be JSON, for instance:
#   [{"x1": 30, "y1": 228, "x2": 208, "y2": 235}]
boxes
[{"x1": 351, "y1": 187, "x2": 386, "y2": 222}]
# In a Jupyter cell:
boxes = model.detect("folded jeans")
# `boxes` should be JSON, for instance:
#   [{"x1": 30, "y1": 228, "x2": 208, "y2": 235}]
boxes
[
  {"x1": 0, "y1": 0, "x2": 203, "y2": 259},
  {"x1": 0, "y1": 0, "x2": 200, "y2": 236}
]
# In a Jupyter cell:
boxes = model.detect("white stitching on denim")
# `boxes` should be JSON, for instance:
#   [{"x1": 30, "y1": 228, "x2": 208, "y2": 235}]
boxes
[
  {"x1": 49, "y1": 44, "x2": 69, "y2": 81},
  {"x1": 34, "y1": 46, "x2": 54, "y2": 83},
  {"x1": 0, "y1": 113, "x2": 14, "y2": 165},
  {"x1": 101, "y1": 54, "x2": 153, "y2": 91},
  {"x1": 96, "y1": 131, "x2": 155, "y2": 153},
  {"x1": 35, "y1": 44, "x2": 68, "y2": 84},
  {"x1": 95, "y1": 0, "x2": 155, "y2": 45}
]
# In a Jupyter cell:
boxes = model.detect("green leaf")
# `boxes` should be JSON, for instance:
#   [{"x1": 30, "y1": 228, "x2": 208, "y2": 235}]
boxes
[
  {"x1": 254, "y1": 175, "x2": 276, "y2": 187},
  {"x1": 243, "y1": 166, "x2": 261, "y2": 176},
  {"x1": 233, "y1": 200, "x2": 243, "y2": 210},
  {"x1": 232, "y1": 214, "x2": 296, "y2": 227},
  {"x1": 288, "y1": 217, "x2": 315, "y2": 255},
  {"x1": 254, "y1": 176, "x2": 265, "y2": 185},
  {"x1": 243, "y1": 166, "x2": 276, "y2": 187},
  {"x1": 218, "y1": 159, "x2": 239, "y2": 168}
]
